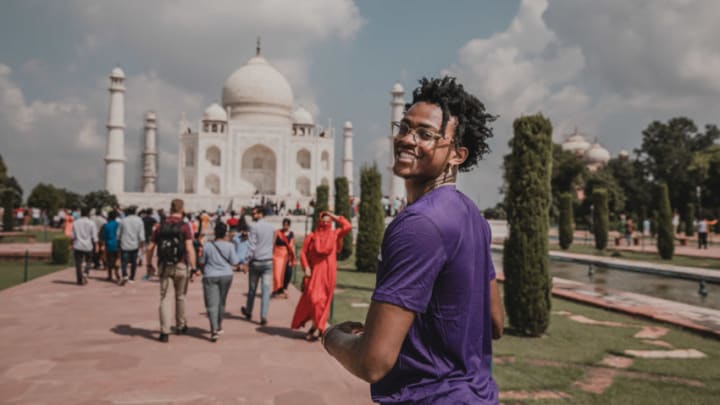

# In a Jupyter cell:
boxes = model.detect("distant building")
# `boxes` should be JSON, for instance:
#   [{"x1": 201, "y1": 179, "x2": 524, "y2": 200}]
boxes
[
  {"x1": 561, "y1": 128, "x2": 611, "y2": 172},
  {"x1": 104, "y1": 42, "x2": 346, "y2": 211}
]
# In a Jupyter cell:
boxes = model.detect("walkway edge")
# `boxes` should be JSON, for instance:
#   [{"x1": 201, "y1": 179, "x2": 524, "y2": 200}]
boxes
[
  {"x1": 495, "y1": 272, "x2": 720, "y2": 339},
  {"x1": 491, "y1": 245, "x2": 720, "y2": 284}
]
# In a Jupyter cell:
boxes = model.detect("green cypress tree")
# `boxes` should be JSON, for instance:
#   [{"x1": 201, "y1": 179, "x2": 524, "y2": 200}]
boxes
[
  {"x1": 503, "y1": 114, "x2": 553, "y2": 336},
  {"x1": 334, "y1": 177, "x2": 353, "y2": 260},
  {"x1": 312, "y1": 184, "x2": 329, "y2": 231},
  {"x1": 558, "y1": 193, "x2": 574, "y2": 250},
  {"x1": 2, "y1": 188, "x2": 14, "y2": 232},
  {"x1": 356, "y1": 164, "x2": 384, "y2": 273},
  {"x1": 684, "y1": 203, "x2": 695, "y2": 237},
  {"x1": 651, "y1": 209, "x2": 659, "y2": 237},
  {"x1": 592, "y1": 189, "x2": 609, "y2": 250},
  {"x1": 657, "y1": 183, "x2": 674, "y2": 260}
]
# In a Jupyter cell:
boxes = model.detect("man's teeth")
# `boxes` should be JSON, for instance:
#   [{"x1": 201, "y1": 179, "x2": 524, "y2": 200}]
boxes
[{"x1": 398, "y1": 151, "x2": 415, "y2": 159}]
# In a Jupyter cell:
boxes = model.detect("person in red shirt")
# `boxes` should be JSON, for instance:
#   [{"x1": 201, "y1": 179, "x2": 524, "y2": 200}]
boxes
[{"x1": 226, "y1": 210, "x2": 239, "y2": 231}]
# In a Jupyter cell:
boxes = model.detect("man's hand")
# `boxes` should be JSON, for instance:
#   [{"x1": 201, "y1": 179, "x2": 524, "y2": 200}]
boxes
[
  {"x1": 190, "y1": 269, "x2": 201, "y2": 283},
  {"x1": 240, "y1": 263, "x2": 249, "y2": 273}
]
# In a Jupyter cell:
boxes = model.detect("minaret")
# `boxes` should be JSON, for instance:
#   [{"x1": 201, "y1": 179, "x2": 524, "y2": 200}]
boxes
[
  {"x1": 389, "y1": 82, "x2": 405, "y2": 201},
  {"x1": 104, "y1": 67, "x2": 126, "y2": 195},
  {"x1": 142, "y1": 111, "x2": 158, "y2": 193},
  {"x1": 343, "y1": 121, "x2": 354, "y2": 195}
]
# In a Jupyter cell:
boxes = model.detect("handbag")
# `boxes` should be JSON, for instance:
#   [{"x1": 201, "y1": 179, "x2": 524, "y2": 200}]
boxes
[{"x1": 211, "y1": 241, "x2": 235, "y2": 269}]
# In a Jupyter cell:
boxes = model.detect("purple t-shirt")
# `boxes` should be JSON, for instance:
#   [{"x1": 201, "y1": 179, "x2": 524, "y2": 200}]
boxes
[{"x1": 371, "y1": 186, "x2": 497, "y2": 404}]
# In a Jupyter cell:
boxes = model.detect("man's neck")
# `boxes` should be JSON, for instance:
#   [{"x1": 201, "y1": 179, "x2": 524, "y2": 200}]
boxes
[{"x1": 405, "y1": 176, "x2": 456, "y2": 205}]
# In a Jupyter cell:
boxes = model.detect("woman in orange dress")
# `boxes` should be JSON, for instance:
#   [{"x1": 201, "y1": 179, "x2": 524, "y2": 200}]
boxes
[
  {"x1": 272, "y1": 218, "x2": 295, "y2": 298},
  {"x1": 291, "y1": 211, "x2": 352, "y2": 340},
  {"x1": 63, "y1": 210, "x2": 74, "y2": 238}
]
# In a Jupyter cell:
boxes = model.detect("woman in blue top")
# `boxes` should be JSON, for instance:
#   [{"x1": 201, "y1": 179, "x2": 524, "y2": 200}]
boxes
[{"x1": 199, "y1": 222, "x2": 240, "y2": 342}]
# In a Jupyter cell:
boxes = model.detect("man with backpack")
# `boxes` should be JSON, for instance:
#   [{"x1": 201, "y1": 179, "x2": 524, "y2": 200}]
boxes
[{"x1": 145, "y1": 199, "x2": 197, "y2": 343}]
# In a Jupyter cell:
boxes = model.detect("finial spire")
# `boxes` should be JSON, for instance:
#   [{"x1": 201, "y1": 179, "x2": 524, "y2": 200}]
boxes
[{"x1": 256, "y1": 37, "x2": 261, "y2": 56}]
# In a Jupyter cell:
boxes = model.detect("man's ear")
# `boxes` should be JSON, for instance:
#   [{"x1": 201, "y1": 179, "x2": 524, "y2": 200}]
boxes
[{"x1": 450, "y1": 146, "x2": 469, "y2": 167}]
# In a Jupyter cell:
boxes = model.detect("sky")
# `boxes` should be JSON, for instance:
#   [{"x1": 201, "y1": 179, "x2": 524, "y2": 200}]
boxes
[{"x1": 1, "y1": 0, "x2": 719, "y2": 209}]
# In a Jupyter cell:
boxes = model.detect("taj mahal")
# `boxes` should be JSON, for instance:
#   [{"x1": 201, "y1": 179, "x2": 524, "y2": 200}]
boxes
[{"x1": 101, "y1": 43, "x2": 410, "y2": 212}]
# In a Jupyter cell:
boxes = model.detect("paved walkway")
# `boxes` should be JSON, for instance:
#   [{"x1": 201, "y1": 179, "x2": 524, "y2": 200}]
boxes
[
  {"x1": 550, "y1": 229, "x2": 720, "y2": 259},
  {"x1": 0, "y1": 242, "x2": 51, "y2": 260},
  {"x1": 0, "y1": 267, "x2": 372, "y2": 404}
]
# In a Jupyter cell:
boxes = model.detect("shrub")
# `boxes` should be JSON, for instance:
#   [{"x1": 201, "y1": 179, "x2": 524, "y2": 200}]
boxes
[
  {"x1": 558, "y1": 193, "x2": 573, "y2": 250},
  {"x1": 651, "y1": 209, "x2": 659, "y2": 237},
  {"x1": 2, "y1": 188, "x2": 14, "y2": 232},
  {"x1": 502, "y1": 114, "x2": 553, "y2": 337},
  {"x1": 684, "y1": 203, "x2": 695, "y2": 237},
  {"x1": 592, "y1": 189, "x2": 609, "y2": 250},
  {"x1": 51, "y1": 236, "x2": 71, "y2": 265},
  {"x1": 356, "y1": 164, "x2": 384, "y2": 273},
  {"x1": 657, "y1": 183, "x2": 674, "y2": 260},
  {"x1": 334, "y1": 177, "x2": 353, "y2": 260},
  {"x1": 312, "y1": 185, "x2": 329, "y2": 231}
]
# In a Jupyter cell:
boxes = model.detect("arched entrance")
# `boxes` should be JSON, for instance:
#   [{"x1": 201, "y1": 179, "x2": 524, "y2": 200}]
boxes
[{"x1": 241, "y1": 144, "x2": 276, "y2": 194}]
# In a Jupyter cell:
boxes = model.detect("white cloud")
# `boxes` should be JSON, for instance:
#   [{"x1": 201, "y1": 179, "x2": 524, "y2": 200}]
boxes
[
  {"x1": 67, "y1": 0, "x2": 363, "y2": 112},
  {"x1": 1, "y1": 0, "x2": 364, "y2": 195},
  {"x1": 445, "y1": 0, "x2": 720, "y2": 208},
  {"x1": 0, "y1": 62, "x2": 207, "y2": 194}
]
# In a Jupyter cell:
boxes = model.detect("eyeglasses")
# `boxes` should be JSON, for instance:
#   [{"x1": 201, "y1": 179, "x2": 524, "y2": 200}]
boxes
[{"x1": 392, "y1": 121, "x2": 444, "y2": 144}]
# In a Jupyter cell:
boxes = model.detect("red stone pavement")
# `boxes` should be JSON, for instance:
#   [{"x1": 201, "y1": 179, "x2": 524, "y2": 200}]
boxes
[
  {"x1": 0, "y1": 242, "x2": 51, "y2": 260},
  {"x1": 0, "y1": 267, "x2": 373, "y2": 404}
]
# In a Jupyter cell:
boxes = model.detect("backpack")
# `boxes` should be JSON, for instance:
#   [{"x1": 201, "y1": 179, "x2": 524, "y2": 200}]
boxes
[{"x1": 157, "y1": 221, "x2": 185, "y2": 264}]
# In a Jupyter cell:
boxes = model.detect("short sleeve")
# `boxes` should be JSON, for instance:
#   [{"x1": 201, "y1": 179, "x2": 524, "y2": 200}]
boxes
[
  {"x1": 228, "y1": 244, "x2": 240, "y2": 265},
  {"x1": 182, "y1": 223, "x2": 194, "y2": 241},
  {"x1": 483, "y1": 218, "x2": 496, "y2": 280},
  {"x1": 372, "y1": 213, "x2": 447, "y2": 313}
]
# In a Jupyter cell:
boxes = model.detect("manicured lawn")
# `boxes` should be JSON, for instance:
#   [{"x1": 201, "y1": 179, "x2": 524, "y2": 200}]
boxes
[
  {"x1": 549, "y1": 243, "x2": 720, "y2": 271},
  {"x1": 0, "y1": 260, "x2": 68, "y2": 290},
  {"x1": 323, "y1": 255, "x2": 720, "y2": 404}
]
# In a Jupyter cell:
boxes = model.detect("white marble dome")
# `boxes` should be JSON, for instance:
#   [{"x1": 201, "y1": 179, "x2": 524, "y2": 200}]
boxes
[
  {"x1": 203, "y1": 103, "x2": 227, "y2": 122},
  {"x1": 222, "y1": 56, "x2": 293, "y2": 111},
  {"x1": 586, "y1": 143, "x2": 611, "y2": 164},
  {"x1": 111, "y1": 67, "x2": 125, "y2": 79},
  {"x1": 562, "y1": 131, "x2": 591, "y2": 155},
  {"x1": 392, "y1": 82, "x2": 404, "y2": 93},
  {"x1": 344, "y1": 121, "x2": 353, "y2": 129},
  {"x1": 291, "y1": 107, "x2": 314, "y2": 126}
]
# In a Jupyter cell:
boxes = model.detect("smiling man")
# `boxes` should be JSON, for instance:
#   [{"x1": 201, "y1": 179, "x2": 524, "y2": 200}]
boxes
[{"x1": 323, "y1": 77, "x2": 504, "y2": 404}]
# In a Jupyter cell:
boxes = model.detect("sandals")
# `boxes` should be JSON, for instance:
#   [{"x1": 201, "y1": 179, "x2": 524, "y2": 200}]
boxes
[{"x1": 305, "y1": 327, "x2": 320, "y2": 342}]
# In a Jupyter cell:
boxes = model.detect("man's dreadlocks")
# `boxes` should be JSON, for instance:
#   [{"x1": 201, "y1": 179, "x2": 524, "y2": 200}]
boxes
[{"x1": 407, "y1": 76, "x2": 496, "y2": 172}]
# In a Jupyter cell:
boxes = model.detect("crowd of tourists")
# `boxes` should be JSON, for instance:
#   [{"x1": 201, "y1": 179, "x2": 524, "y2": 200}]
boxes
[{"x1": 67, "y1": 198, "x2": 351, "y2": 345}]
